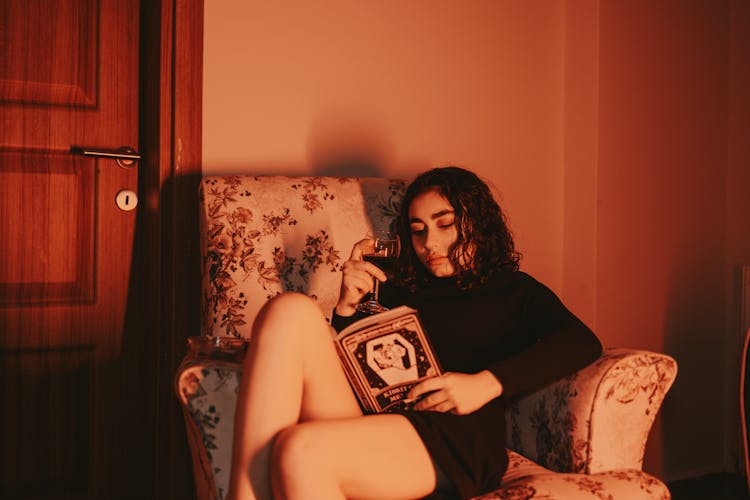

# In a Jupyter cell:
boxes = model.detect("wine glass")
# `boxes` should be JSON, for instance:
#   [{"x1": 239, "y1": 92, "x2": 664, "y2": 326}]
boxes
[{"x1": 356, "y1": 230, "x2": 400, "y2": 314}]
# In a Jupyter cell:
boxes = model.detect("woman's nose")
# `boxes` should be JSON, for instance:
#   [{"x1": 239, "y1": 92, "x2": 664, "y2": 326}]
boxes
[{"x1": 424, "y1": 231, "x2": 438, "y2": 251}]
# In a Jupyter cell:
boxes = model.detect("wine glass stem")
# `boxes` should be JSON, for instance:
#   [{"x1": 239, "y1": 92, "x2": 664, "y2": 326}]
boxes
[{"x1": 372, "y1": 278, "x2": 380, "y2": 303}]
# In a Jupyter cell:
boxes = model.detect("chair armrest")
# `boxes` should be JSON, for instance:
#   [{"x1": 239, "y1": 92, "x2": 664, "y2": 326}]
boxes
[
  {"x1": 176, "y1": 357, "x2": 244, "y2": 500},
  {"x1": 505, "y1": 348, "x2": 677, "y2": 474}
]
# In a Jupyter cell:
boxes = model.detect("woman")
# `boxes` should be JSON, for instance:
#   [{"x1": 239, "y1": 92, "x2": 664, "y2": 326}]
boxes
[{"x1": 228, "y1": 167, "x2": 602, "y2": 500}]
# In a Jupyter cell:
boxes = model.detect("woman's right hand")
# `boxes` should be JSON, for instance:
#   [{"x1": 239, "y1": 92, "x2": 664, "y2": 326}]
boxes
[{"x1": 335, "y1": 238, "x2": 388, "y2": 317}]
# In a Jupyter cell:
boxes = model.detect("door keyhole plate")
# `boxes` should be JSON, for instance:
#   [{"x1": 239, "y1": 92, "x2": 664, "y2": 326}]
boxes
[{"x1": 115, "y1": 189, "x2": 138, "y2": 211}]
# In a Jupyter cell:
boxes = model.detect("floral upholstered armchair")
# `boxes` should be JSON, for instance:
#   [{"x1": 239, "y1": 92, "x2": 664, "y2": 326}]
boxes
[{"x1": 175, "y1": 175, "x2": 678, "y2": 500}]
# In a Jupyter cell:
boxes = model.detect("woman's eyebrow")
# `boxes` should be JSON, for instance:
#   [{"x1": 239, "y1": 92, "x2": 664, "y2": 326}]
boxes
[
  {"x1": 409, "y1": 209, "x2": 454, "y2": 224},
  {"x1": 431, "y1": 209, "x2": 454, "y2": 219}
]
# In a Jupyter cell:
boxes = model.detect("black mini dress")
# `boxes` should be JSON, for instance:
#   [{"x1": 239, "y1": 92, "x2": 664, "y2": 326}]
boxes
[{"x1": 332, "y1": 271, "x2": 601, "y2": 499}]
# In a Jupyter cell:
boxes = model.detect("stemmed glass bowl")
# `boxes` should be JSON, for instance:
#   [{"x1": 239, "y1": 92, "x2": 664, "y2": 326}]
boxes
[{"x1": 356, "y1": 230, "x2": 400, "y2": 314}]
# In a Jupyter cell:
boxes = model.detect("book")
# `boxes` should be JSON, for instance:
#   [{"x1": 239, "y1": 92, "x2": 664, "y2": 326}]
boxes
[{"x1": 334, "y1": 305, "x2": 442, "y2": 414}]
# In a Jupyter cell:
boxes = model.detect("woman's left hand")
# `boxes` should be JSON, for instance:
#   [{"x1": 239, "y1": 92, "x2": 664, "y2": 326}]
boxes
[{"x1": 407, "y1": 370, "x2": 503, "y2": 415}]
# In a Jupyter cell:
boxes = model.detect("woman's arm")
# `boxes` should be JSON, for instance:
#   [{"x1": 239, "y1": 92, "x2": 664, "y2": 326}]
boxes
[
  {"x1": 407, "y1": 370, "x2": 503, "y2": 415},
  {"x1": 487, "y1": 280, "x2": 602, "y2": 399}
]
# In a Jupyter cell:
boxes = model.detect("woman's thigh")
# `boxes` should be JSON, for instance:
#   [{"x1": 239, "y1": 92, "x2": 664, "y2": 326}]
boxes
[
  {"x1": 249, "y1": 292, "x2": 363, "y2": 421},
  {"x1": 273, "y1": 413, "x2": 452, "y2": 499}
]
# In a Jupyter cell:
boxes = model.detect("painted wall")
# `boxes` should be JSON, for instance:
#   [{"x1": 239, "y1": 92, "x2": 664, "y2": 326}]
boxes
[
  {"x1": 594, "y1": 0, "x2": 750, "y2": 479},
  {"x1": 202, "y1": 0, "x2": 568, "y2": 293},
  {"x1": 203, "y1": 0, "x2": 750, "y2": 481}
]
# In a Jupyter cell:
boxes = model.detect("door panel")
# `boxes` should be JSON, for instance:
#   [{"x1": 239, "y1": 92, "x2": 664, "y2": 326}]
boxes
[
  {"x1": 1, "y1": 1, "x2": 141, "y2": 497},
  {"x1": 1, "y1": 0, "x2": 97, "y2": 107},
  {"x1": 0, "y1": 153, "x2": 95, "y2": 306},
  {"x1": 4, "y1": 348, "x2": 94, "y2": 497}
]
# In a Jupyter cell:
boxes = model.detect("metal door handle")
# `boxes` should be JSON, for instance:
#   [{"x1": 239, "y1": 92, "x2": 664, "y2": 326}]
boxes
[{"x1": 70, "y1": 145, "x2": 140, "y2": 168}]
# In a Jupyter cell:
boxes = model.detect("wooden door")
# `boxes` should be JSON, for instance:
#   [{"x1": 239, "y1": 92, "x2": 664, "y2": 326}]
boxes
[{"x1": 0, "y1": 1, "x2": 145, "y2": 498}]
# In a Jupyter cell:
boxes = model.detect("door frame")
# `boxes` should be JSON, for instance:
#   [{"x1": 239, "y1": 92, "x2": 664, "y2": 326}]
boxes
[{"x1": 141, "y1": 1, "x2": 203, "y2": 497}]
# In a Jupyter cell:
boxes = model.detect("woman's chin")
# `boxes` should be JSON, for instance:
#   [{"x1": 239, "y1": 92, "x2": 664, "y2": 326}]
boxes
[{"x1": 426, "y1": 261, "x2": 455, "y2": 277}]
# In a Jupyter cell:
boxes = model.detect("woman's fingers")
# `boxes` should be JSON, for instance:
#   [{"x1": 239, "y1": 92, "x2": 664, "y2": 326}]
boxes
[
  {"x1": 343, "y1": 269, "x2": 375, "y2": 295},
  {"x1": 408, "y1": 376, "x2": 443, "y2": 400},
  {"x1": 343, "y1": 259, "x2": 387, "y2": 283},
  {"x1": 348, "y1": 238, "x2": 389, "y2": 281},
  {"x1": 337, "y1": 258, "x2": 387, "y2": 314},
  {"x1": 408, "y1": 372, "x2": 500, "y2": 415},
  {"x1": 336, "y1": 238, "x2": 388, "y2": 315},
  {"x1": 419, "y1": 398, "x2": 454, "y2": 413},
  {"x1": 364, "y1": 263, "x2": 387, "y2": 282},
  {"x1": 408, "y1": 374, "x2": 466, "y2": 414},
  {"x1": 341, "y1": 261, "x2": 369, "y2": 286},
  {"x1": 347, "y1": 239, "x2": 387, "y2": 280},
  {"x1": 350, "y1": 238, "x2": 376, "y2": 260},
  {"x1": 408, "y1": 376, "x2": 444, "y2": 411},
  {"x1": 412, "y1": 389, "x2": 450, "y2": 412}
]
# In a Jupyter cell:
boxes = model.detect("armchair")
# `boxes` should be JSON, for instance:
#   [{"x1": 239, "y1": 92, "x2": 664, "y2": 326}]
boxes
[{"x1": 176, "y1": 175, "x2": 677, "y2": 499}]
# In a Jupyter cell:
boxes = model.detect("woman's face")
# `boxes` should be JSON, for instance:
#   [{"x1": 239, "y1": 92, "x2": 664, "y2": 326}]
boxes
[{"x1": 407, "y1": 189, "x2": 459, "y2": 277}]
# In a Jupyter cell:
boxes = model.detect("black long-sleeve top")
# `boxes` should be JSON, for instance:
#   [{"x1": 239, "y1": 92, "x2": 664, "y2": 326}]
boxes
[
  {"x1": 330, "y1": 270, "x2": 602, "y2": 499},
  {"x1": 331, "y1": 270, "x2": 601, "y2": 399}
]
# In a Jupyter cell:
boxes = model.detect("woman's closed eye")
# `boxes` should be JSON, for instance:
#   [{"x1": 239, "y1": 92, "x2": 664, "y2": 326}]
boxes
[
  {"x1": 434, "y1": 215, "x2": 455, "y2": 229},
  {"x1": 410, "y1": 220, "x2": 454, "y2": 235},
  {"x1": 410, "y1": 223, "x2": 426, "y2": 235}
]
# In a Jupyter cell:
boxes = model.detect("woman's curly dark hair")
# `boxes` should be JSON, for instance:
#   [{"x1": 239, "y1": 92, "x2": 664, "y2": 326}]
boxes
[{"x1": 395, "y1": 166, "x2": 521, "y2": 291}]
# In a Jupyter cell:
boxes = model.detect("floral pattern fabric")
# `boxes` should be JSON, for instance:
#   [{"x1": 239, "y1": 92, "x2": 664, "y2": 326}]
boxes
[
  {"x1": 175, "y1": 336, "x2": 251, "y2": 500},
  {"x1": 480, "y1": 451, "x2": 670, "y2": 499},
  {"x1": 179, "y1": 175, "x2": 679, "y2": 500},
  {"x1": 177, "y1": 349, "x2": 676, "y2": 500},
  {"x1": 200, "y1": 175, "x2": 405, "y2": 338},
  {"x1": 506, "y1": 348, "x2": 678, "y2": 474}
]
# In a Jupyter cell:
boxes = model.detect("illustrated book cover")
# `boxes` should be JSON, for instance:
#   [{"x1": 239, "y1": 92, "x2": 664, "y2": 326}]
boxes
[{"x1": 333, "y1": 305, "x2": 442, "y2": 414}]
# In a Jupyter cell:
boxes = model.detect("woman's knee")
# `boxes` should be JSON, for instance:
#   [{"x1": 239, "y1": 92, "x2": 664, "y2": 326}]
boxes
[
  {"x1": 270, "y1": 425, "x2": 327, "y2": 495},
  {"x1": 260, "y1": 292, "x2": 319, "y2": 317},
  {"x1": 252, "y1": 292, "x2": 328, "y2": 341}
]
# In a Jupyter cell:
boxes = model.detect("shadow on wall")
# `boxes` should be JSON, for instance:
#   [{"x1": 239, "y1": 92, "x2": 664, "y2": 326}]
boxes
[
  {"x1": 307, "y1": 111, "x2": 408, "y2": 237},
  {"x1": 207, "y1": 111, "x2": 398, "y2": 176},
  {"x1": 307, "y1": 110, "x2": 395, "y2": 178},
  {"x1": 662, "y1": 258, "x2": 728, "y2": 479},
  {"x1": 202, "y1": 114, "x2": 407, "y2": 300},
  {"x1": 135, "y1": 172, "x2": 202, "y2": 498}
]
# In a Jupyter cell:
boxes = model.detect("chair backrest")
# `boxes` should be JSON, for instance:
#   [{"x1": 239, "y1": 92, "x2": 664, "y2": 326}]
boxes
[{"x1": 199, "y1": 175, "x2": 406, "y2": 338}]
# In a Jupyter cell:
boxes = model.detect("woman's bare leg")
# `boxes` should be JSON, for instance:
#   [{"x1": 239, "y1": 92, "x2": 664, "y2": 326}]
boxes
[
  {"x1": 227, "y1": 293, "x2": 363, "y2": 500},
  {"x1": 271, "y1": 414, "x2": 450, "y2": 499}
]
